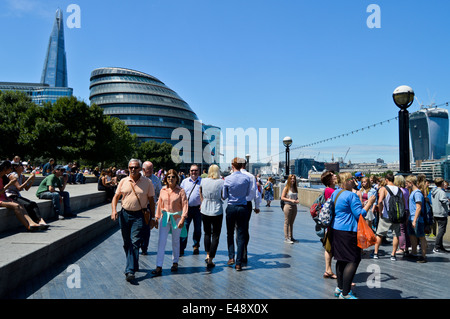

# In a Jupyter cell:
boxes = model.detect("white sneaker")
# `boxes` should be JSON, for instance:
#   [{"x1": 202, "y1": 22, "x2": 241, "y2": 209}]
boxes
[{"x1": 284, "y1": 238, "x2": 294, "y2": 244}]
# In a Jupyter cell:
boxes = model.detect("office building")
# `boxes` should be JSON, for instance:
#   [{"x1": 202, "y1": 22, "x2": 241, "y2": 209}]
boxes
[
  {"x1": 410, "y1": 108, "x2": 449, "y2": 162},
  {"x1": 41, "y1": 9, "x2": 68, "y2": 87},
  {"x1": 0, "y1": 9, "x2": 72, "y2": 104}
]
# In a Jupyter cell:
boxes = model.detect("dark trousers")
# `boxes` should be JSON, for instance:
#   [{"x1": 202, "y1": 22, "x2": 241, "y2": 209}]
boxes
[
  {"x1": 141, "y1": 204, "x2": 153, "y2": 253},
  {"x1": 434, "y1": 217, "x2": 448, "y2": 249},
  {"x1": 243, "y1": 201, "x2": 253, "y2": 260},
  {"x1": 180, "y1": 206, "x2": 202, "y2": 254},
  {"x1": 202, "y1": 214, "x2": 223, "y2": 259},
  {"x1": 118, "y1": 209, "x2": 144, "y2": 275},
  {"x1": 226, "y1": 204, "x2": 250, "y2": 266},
  {"x1": 38, "y1": 191, "x2": 71, "y2": 217}
]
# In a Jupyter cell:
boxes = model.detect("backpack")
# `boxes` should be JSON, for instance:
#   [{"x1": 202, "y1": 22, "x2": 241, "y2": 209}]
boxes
[
  {"x1": 423, "y1": 192, "x2": 434, "y2": 226},
  {"x1": 310, "y1": 192, "x2": 326, "y2": 218},
  {"x1": 384, "y1": 186, "x2": 406, "y2": 223},
  {"x1": 318, "y1": 189, "x2": 345, "y2": 227}
]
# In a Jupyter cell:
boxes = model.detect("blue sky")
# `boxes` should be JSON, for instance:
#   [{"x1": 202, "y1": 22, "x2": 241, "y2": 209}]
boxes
[{"x1": 1, "y1": 0, "x2": 449, "y2": 164}]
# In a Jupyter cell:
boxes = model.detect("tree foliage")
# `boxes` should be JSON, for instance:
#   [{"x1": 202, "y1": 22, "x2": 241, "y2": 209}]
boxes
[
  {"x1": 0, "y1": 91, "x2": 138, "y2": 166},
  {"x1": 134, "y1": 140, "x2": 180, "y2": 171}
]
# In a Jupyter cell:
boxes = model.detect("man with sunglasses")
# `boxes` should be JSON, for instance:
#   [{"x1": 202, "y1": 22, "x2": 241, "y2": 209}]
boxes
[
  {"x1": 111, "y1": 159, "x2": 155, "y2": 282},
  {"x1": 180, "y1": 164, "x2": 202, "y2": 256}
]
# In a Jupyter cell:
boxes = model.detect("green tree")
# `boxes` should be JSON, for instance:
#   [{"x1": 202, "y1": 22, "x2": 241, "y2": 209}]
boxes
[
  {"x1": 93, "y1": 115, "x2": 138, "y2": 168},
  {"x1": 0, "y1": 90, "x2": 41, "y2": 159},
  {"x1": 135, "y1": 140, "x2": 180, "y2": 171}
]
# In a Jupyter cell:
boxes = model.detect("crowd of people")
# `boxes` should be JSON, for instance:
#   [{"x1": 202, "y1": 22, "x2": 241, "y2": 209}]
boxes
[
  {"x1": 110, "y1": 157, "x2": 262, "y2": 282},
  {"x1": 319, "y1": 170, "x2": 449, "y2": 299},
  {"x1": 1, "y1": 155, "x2": 448, "y2": 298}
]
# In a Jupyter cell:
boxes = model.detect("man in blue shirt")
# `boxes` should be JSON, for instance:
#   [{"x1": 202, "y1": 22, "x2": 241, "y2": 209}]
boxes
[
  {"x1": 223, "y1": 157, "x2": 251, "y2": 270},
  {"x1": 180, "y1": 164, "x2": 202, "y2": 255},
  {"x1": 42, "y1": 158, "x2": 54, "y2": 176}
]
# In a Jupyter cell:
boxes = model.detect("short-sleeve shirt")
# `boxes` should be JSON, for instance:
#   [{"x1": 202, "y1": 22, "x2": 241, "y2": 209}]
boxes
[
  {"x1": 409, "y1": 189, "x2": 424, "y2": 222},
  {"x1": 324, "y1": 187, "x2": 335, "y2": 200},
  {"x1": 116, "y1": 176, "x2": 155, "y2": 212},
  {"x1": 36, "y1": 174, "x2": 62, "y2": 197}
]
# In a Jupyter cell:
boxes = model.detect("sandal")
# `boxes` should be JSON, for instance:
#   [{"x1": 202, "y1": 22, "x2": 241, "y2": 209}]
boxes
[
  {"x1": 323, "y1": 272, "x2": 337, "y2": 279},
  {"x1": 152, "y1": 267, "x2": 162, "y2": 276},
  {"x1": 171, "y1": 263, "x2": 178, "y2": 272}
]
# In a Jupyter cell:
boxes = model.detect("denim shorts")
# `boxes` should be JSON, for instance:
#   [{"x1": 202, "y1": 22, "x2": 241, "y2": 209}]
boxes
[{"x1": 407, "y1": 219, "x2": 425, "y2": 238}]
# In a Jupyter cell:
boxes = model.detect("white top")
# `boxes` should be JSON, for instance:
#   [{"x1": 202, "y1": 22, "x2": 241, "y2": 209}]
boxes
[
  {"x1": 200, "y1": 178, "x2": 224, "y2": 216},
  {"x1": 285, "y1": 190, "x2": 298, "y2": 205}
]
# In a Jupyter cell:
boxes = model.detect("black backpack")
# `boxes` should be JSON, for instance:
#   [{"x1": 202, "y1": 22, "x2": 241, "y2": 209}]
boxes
[{"x1": 385, "y1": 186, "x2": 406, "y2": 223}]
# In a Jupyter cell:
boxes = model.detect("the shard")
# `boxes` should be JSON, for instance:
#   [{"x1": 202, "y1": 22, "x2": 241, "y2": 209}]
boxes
[{"x1": 41, "y1": 9, "x2": 68, "y2": 87}]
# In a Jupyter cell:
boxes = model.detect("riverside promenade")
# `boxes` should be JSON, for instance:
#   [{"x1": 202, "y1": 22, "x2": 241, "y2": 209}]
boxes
[{"x1": 2, "y1": 184, "x2": 449, "y2": 301}]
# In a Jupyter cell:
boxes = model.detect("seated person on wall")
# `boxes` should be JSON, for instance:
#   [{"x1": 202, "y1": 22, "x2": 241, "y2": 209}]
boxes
[
  {"x1": 6, "y1": 162, "x2": 49, "y2": 228},
  {"x1": 36, "y1": 165, "x2": 75, "y2": 219},
  {"x1": 0, "y1": 160, "x2": 47, "y2": 232},
  {"x1": 42, "y1": 158, "x2": 55, "y2": 176},
  {"x1": 73, "y1": 162, "x2": 86, "y2": 184}
]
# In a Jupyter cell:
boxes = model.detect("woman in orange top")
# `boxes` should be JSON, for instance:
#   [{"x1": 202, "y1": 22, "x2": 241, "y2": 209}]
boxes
[{"x1": 153, "y1": 169, "x2": 188, "y2": 275}]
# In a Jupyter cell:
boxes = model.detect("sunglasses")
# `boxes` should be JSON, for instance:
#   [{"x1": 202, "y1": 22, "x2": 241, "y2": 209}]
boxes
[
  {"x1": 129, "y1": 166, "x2": 140, "y2": 170},
  {"x1": 167, "y1": 175, "x2": 176, "y2": 179}
]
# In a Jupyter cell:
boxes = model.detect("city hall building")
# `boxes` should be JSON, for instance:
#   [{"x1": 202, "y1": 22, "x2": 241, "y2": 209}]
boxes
[{"x1": 89, "y1": 67, "x2": 217, "y2": 166}]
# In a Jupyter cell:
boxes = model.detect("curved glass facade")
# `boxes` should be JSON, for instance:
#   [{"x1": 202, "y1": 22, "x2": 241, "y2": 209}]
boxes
[
  {"x1": 89, "y1": 67, "x2": 210, "y2": 165},
  {"x1": 410, "y1": 108, "x2": 449, "y2": 161}
]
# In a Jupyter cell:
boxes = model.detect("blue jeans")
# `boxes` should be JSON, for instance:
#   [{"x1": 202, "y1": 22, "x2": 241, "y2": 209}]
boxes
[
  {"x1": 226, "y1": 204, "x2": 250, "y2": 266},
  {"x1": 180, "y1": 206, "x2": 202, "y2": 253},
  {"x1": 119, "y1": 209, "x2": 144, "y2": 275},
  {"x1": 38, "y1": 191, "x2": 72, "y2": 217}
]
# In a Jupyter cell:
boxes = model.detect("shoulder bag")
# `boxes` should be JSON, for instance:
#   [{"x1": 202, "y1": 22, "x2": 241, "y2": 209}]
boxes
[{"x1": 129, "y1": 180, "x2": 152, "y2": 226}]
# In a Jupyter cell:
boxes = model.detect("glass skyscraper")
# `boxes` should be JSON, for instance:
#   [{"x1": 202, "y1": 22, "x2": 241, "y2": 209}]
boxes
[
  {"x1": 89, "y1": 67, "x2": 212, "y2": 165},
  {"x1": 41, "y1": 8, "x2": 68, "y2": 87},
  {"x1": 0, "y1": 8, "x2": 72, "y2": 104},
  {"x1": 410, "y1": 107, "x2": 449, "y2": 161}
]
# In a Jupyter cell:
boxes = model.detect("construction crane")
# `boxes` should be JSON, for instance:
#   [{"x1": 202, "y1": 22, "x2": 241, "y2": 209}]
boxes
[{"x1": 343, "y1": 147, "x2": 350, "y2": 162}]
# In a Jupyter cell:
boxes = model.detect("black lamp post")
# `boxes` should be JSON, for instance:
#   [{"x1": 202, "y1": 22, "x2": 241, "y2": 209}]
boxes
[
  {"x1": 283, "y1": 136, "x2": 292, "y2": 180},
  {"x1": 393, "y1": 85, "x2": 414, "y2": 175}
]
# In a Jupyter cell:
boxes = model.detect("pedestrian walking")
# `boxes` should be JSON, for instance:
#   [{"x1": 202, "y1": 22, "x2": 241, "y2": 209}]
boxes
[
  {"x1": 320, "y1": 170, "x2": 337, "y2": 279},
  {"x1": 111, "y1": 159, "x2": 155, "y2": 282},
  {"x1": 153, "y1": 169, "x2": 188, "y2": 275},
  {"x1": 199, "y1": 164, "x2": 224, "y2": 268},
  {"x1": 263, "y1": 177, "x2": 274, "y2": 207},
  {"x1": 405, "y1": 175, "x2": 428, "y2": 263},
  {"x1": 394, "y1": 174, "x2": 411, "y2": 256},
  {"x1": 430, "y1": 177, "x2": 449, "y2": 253},
  {"x1": 240, "y1": 161, "x2": 261, "y2": 263},
  {"x1": 223, "y1": 157, "x2": 251, "y2": 271},
  {"x1": 372, "y1": 173, "x2": 403, "y2": 261},
  {"x1": 280, "y1": 174, "x2": 299, "y2": 244},
  {"x1": 331, "y1": 172, "x2": 375, "y2": 299},
  {"x1": 180, "y1": 164, "x2": 202, "y2": 256},
  {"x1": 140, "y1": 161, "x2": 162, "y2": 255}
]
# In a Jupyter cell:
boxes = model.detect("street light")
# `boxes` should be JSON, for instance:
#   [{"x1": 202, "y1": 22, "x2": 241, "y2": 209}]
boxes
[
  {"x1": 393, "y1": 85, "x2": 414, "y2": 175},
  {"x1": 283, "y1": 136, "x2": 292, "y2": 179}
]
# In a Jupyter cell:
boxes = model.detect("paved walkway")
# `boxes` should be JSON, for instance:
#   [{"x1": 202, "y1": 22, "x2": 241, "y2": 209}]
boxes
[{"x1": 5, "y1": 200, "x2": 450, "y2": 300}]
